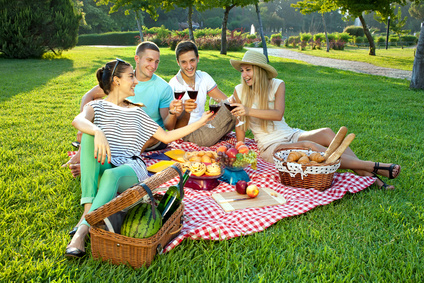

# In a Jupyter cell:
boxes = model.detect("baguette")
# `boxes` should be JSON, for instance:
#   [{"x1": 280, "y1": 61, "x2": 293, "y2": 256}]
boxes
[
  {"x1": 323, "y1": 126, "x2": 348, "y2": 160},
  {"x1": 326, "y1": 133, "x2": 355, "y2": 164}
]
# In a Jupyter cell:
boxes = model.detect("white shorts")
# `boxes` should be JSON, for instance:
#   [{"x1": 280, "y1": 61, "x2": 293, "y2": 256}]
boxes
[{"x1": 259, "y1": 130, "x2": 304, "y2": 163}]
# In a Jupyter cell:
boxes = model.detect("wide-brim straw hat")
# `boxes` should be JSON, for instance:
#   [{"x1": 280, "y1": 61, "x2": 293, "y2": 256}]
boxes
[{"x1": 230, "y1": 50, "x2": 278, "y2": 79}]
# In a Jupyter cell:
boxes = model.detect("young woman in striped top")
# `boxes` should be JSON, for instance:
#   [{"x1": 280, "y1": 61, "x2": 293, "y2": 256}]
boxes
[{"x1": 65, "y1": 59, "x2": 213, "y2": 258}]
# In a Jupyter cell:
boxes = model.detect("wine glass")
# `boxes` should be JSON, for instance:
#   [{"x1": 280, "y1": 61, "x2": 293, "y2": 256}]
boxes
[
  {"x1": 206, "y1": 97, "x2": 221, "y2": 128},
  {"x1": 187, "y1": 85, "x2": 199, "y2": 113},
  {"x1": 223, "y1": 99, "x2": 245, "y2": 127},
  {"x1": 173, "y1": 84, "x2": 185, "y2": 113}
]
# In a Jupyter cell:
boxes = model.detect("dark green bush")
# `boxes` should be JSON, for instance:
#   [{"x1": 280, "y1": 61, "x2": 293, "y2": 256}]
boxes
[
  {"x1": 400, "y1": 35, "x2": 418, "y2": 46},
  {"x1": 0, "y1": 0, "x2": 81, "y2": 58},
  {"x1": 77, "y1": 32, "x2": 140, "y2": 46},
  {"x1": 343, "y1": 25, "x2": 364, "y2": 37}
]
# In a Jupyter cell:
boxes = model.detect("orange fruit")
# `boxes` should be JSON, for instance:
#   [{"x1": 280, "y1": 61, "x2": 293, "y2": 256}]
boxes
[
  {"x1": 238, "y1": 145, "x2": 249, "y2": 154},
  {"x1": 216, "y1": 145, "x2": 227, "y2": 153},
  {"x1": 235, "y1": 141, "x2": 245, "y2": 150}
]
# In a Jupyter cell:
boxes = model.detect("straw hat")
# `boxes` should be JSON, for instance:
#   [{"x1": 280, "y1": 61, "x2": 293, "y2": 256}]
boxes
[{"x1": 230, "y1": 50, "x2": 278, "y2": 79}]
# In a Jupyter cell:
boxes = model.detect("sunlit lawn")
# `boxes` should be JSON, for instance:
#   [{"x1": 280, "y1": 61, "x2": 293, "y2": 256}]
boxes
[
  {"x1": 280, "y1": 45, "x2": 416, "y2": 71},
  {"x1": 1, "y1": 46, "x2": 423, "y2": 281}
]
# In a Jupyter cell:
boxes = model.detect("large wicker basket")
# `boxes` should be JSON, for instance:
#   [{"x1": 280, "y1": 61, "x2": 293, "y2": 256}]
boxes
[
  {"x1": 273, "y1": 148, "x2": 341, "y2": 191},
  {"x1": 85, "y1": 163, "x2": 184, "y2": 268}
]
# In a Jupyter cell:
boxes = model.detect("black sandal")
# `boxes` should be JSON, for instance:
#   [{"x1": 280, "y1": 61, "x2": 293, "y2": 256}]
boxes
[
  {"x1": 373, "y1": 173, "x2": 394, "y2": 190},
  {"x1": 373, "y1": 162, "x2": 400, "y2": 179}
]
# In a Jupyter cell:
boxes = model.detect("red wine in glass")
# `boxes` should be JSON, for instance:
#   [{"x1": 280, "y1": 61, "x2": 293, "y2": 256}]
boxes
[
  {"x1": 187, "y1": 90, "x2": 198, "y2": 100},
  {"x1": 174, "y1": 91, "x2": 185, "y2": 100},
  {"x1": 224, "y1": 103, "x2": 237, "y2": 111},
  {"x1": 209, "y1": 104, "x2": 221, "y2": 114}
]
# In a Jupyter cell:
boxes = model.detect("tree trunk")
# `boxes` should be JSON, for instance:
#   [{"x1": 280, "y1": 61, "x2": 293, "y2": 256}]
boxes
[
  {"x1": 255, "y1": 3, "x2": 268, "y2": 62},
  {"x1": 322, "y1": 13, "x2": 329, "y2": 52},
  {"x1": 410, "y1": 24, "x2": 424, "y2": 90},
  {"x1": 188, "y1": 5, "x2": 194, "y2": 42},
  {"x1": 220, "y1": 6, "x2": 232, "y2": 55},
  {"x1": 135, "y1": 10, "x2": 144, "y2": 42},
  {"x1": 359, "y1": 15, "x2": 376, "y2": 56}
]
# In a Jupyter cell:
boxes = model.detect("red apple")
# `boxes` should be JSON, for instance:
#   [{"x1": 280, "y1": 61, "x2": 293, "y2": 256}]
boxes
[
  {"x1": 226, "y1": 148, "x2": 238, "y2": 159},
  {"x1": 246, "y1": 185, "x2": 259, "y2": 198},
  {"x1": 236, "y1": 180, "x2": 248, "y2": 194}
]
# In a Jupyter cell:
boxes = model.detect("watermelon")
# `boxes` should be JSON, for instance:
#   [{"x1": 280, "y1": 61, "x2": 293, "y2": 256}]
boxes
[{"x1": 120, "y1": 203, "x2": 162, "y2": 239}]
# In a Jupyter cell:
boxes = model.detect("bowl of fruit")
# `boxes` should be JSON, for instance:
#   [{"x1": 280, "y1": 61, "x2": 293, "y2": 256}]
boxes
[{"x1": 216, "y1": 142, "x2": 257, "y2": 171}]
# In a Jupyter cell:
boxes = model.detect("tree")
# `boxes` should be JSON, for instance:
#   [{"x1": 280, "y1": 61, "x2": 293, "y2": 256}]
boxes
[
  {"x1": 292, "y1": 0, "x2": 339, "y2": 52},
  {"x1": 94, "y1": 0, "x2": 171, "y2": 41},
  {"x1": 0, "y1": 0, "x2": 81, "y2": 58},
  {"x1": 375, "y1": 5, "x2": 410, "y2": 48},
  {"x1": 203, "y1": 0, "x2": 257, "y2": 55},
  {"x1": 410, "y1": 9, "x2": 424, "y2": 89}
]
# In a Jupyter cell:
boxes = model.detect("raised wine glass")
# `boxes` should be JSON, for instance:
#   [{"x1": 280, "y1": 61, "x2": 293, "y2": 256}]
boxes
[
  {"x1": 187, "y1": 85, "x2": 199, "y2": 113},
  {"x1": 223, "y1": 98, "x2": 245, "y2": 127},
  {"x1": 206, "y1": 97, "x2": 221, "y2": 128},
  {"x1": 173, "y1": 84, "x2": 185, "y2": 113}
]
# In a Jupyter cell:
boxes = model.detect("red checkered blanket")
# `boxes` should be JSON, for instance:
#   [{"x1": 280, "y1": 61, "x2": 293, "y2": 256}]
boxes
[
  {"x1": 142, "y1": 133, "x2": 376, "y2": 252},
  {"x1": 68, "y1": 133, "x2": 376, "y2": 252}
]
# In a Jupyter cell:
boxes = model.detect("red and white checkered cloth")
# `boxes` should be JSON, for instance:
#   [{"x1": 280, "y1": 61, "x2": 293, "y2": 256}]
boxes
[{"x1": 68, "y1": 133, "x2": 376, "y2": 253}]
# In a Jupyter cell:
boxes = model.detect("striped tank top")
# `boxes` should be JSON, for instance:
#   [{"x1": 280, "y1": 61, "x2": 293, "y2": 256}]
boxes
[{"x1": 88, "y1": 100, "x2": 159, "y2": 182}]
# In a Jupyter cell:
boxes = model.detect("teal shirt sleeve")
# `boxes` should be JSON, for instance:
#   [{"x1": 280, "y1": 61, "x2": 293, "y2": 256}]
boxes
[{"x1": 160, "y1": 84, "x2": 173, "y2": 109}]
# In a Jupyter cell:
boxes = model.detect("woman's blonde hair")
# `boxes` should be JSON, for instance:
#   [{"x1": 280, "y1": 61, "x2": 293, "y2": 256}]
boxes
[{"x1": 239, "y1": 65, "x2": 272, "y2": 133}]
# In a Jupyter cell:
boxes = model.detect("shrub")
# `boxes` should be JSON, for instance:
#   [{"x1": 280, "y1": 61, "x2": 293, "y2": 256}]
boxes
[
  {"x1": 0, "y1": 0, "x2": 81, "y2": 58},
  {"x1": 400, "y1": 35, "x2": 418, "y2": 46},
  {"x1": 327, "y1": 33, "x2": 336, "y2": 42},
  {"x1": 288, "y1": 36, "x2": 300, "y2": 48},
  {"x1": 389, "y1": 36, "x2": 399, "y2": 46},
  {"x1": 312, "y1": 33, "x2": 325, "y2": 49},
  {"x1": 337, "y1": 32, "x2": 351, "y2": 44},
  {"x1": 375, "y1": 36, "x2": 385, "y2": 46},
  {"x1": 194, "y1": 28, "x2": 221, "y2": 38},
  {"x1": 247, "y1": 34, "x2": 257, "y2": 40},
  {"x1": 300, "y1": 33, "x2": 312, "y2": 42},
  {"x1": 343, "y1": 25, "x2": 364, "y2": 37},
  {"x1": 78, "y1": 32, "x2": 140, "y2": 46},
  {"x1": 271, "y1": 33, "x2": 283, "y2": 47}
]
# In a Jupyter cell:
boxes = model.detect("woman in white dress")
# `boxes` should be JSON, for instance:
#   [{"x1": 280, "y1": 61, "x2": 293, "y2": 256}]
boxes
[{"x1": 227, "y1": 50, "x2": 400, "y2": 190}]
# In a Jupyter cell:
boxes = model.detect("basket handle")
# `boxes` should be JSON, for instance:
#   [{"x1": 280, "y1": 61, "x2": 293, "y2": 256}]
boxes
[
  {"x1": 85, "y1": 163, "x2": 183, "y2": 226},
  {"x1": 169, "y1": 222, "x2": 183, "y2": 235}
]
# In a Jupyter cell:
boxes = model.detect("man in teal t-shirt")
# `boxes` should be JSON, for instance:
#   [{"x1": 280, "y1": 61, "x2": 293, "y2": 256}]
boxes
[{"x1": 127, "y1": 73, "x2": 173, "y2": 130}]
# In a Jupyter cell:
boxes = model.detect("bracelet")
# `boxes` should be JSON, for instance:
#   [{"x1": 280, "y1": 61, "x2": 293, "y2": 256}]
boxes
[{"x1": 168, "y1": 110, "x2": 175, "y2": 115}]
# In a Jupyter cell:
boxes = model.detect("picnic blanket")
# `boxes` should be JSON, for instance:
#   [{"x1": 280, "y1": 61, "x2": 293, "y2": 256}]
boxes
[{"x1": 68, "y1": 133, "x2": 376, "y2": 253}]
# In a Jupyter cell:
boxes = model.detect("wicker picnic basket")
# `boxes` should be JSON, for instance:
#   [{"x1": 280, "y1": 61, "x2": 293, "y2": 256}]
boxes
[
  {"x1": 273, "y1": 148, "x2": 341, "y2": 191},
  {"x1": 85, "y1": 163, "x2": 184, "y2": 268}
]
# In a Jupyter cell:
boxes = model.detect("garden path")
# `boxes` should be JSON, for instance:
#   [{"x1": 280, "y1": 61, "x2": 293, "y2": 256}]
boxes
[{"x1": 247, "y1": 47, "x2": 412, "y2": 80}]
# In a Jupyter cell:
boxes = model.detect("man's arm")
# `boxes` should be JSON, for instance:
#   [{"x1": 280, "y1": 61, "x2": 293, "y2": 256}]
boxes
[
  {"x1": 80, "y1": 85, "x2": 106, "y2": 112},
  {"x1": 207, "y1": 87, "x2": 228, "y2": 102}
]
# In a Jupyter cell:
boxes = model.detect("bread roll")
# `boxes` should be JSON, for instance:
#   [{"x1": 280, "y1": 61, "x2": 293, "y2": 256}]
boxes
[
  {"x1": 287, "y1": 151, "x2": 303, "y2": 162},
  {"x1": 309, "y1": 152, "x2": 325, "y2": 163},
  {"x1": 298, "y1": 156, "x2": 310, "y2": 164}
]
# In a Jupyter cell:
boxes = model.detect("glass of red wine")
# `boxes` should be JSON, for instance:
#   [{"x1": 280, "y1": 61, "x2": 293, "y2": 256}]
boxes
[
  {"x1": 206, "y1": 97, "x2": 221, "y2": 128},
  {"x1": 173, "y1": 84, "x2": 185, "y2": 113},
  {"x1": 187, "y1": 88, "x2": 199, "y2": 113},
  {"x1": 223, "y1": 98, "x2": 245, "y2": 127}
]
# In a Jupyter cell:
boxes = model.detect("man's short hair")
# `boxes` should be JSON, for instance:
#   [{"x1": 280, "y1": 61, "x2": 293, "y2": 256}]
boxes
[
  {"x1": 175, "y1": 41, "x2": 198, "y2": 61},
  {"x1": 135, "y1": 41, "x2": 160, "y2": 56}
]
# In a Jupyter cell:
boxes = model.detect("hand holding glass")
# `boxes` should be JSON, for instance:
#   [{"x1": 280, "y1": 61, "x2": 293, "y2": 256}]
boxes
[
  {"x1": 206, "y1": 97, "x2": 221, "y2": 128},
  {"x1": 223, "y1": 99, "x2": 245, "y2": 127}
]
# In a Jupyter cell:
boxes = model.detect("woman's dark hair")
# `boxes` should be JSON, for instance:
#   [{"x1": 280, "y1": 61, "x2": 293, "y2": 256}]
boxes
[{"x1": 96, "y1": 59, "x2": 131, "y2": 94}]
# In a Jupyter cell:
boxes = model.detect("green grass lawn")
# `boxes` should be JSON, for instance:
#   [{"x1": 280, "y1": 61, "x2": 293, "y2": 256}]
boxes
[
  {"x1": 1, "y1": 46, "x2": 424, "y2": 282},
  {"x1": 278, "y1": 45, "x2": 415, "y2": 71}
]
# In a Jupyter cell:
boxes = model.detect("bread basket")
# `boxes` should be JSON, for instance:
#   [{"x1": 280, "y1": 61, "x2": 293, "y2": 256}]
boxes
[{"x1": 273, "y1": 147, "x2": 340, "y2": 191}]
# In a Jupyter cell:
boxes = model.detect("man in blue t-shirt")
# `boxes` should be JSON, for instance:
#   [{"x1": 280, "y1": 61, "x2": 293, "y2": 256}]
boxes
[{"x1": 64, "y1": 41, "x2": 181, "y2": 176}]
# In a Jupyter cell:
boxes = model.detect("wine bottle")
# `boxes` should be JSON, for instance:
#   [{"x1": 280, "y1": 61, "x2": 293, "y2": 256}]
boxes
[{"x1": 157, "y1": 170, "x2": 190, "y2": 223}]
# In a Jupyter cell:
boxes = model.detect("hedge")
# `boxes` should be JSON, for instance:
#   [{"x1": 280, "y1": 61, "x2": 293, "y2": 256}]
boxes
[{"x1": 77, "y1": 32, "x2": 140, "y2": 46}]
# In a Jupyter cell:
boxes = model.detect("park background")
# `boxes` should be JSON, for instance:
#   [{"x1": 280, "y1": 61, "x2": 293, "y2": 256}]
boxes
[{"x1": 1, "y1": 0, "x2": 424, "y2": 281}]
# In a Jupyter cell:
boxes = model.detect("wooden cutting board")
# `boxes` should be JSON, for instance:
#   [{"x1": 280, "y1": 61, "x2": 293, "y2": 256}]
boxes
[{"x1": 212, "y1": 187, "x2": 286, "y2": 212}]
